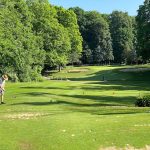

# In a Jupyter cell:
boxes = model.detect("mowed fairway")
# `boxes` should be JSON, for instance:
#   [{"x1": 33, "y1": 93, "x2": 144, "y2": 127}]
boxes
[{"x1": 0, "y1": 65, "x2": 150, "y2": 150}]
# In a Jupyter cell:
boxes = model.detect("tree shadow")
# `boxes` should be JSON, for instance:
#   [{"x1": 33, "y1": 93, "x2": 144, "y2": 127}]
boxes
[
  {"x1": 66, "y1": 107, "x2": 147, "y2": 116},
  {"x1": 20, "y1": 82, "x2": 150, "y2": 92},
  {"x1": 11, "y1": 90, "x2": 149, "y2": 116},
  {"x1": 18, "y1": 91, "x2": 136, "y2": 106},
  {"x1": 83, "y1": 81, "x2": 150, "y2": 91},
  {"x1": 22, "y1": 92, "x2": 50, "y2": 96},
  {"x1": 12, "y1": 100, "x2": 121, "y2": 107},
  {"x1": 69, "y1": 68, "x2": 150, "y2": 82},
  {"x1": 12, "y1": 98, "x2": 148, "y2": 116},
  {"x1": 55, "y1": 94, "x2": 136, "y2": 105},
  {"x1": 20, "y1": 86, "x2": 70, "y2": 90},
  {"x1": 66, "y1": 67, "x2": 150, "y2": 91},
  {"x1": 14, "y1": 67, "x2": 150, "y2": 116}
]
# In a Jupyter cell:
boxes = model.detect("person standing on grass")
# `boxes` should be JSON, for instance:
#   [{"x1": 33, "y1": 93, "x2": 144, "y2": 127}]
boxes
[{"x1": 0, "y1": 75, "x2": 8, "y2": 104}]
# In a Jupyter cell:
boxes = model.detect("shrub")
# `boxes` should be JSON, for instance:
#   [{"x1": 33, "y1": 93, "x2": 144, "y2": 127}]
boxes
[
  {"x1": 8, "y1": 73, "x2": 19, "y2": 82},
  {"x1": 135, "y1": 95, "x2": 150, "y2": 107}
]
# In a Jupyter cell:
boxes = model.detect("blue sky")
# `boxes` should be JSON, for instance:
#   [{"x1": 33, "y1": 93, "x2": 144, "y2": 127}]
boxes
[{"x1": 49, "y1": 0, "x2": 144, "y2": 16}]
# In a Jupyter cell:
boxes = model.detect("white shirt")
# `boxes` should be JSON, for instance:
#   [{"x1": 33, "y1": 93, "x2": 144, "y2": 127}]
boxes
[
  {"x1": 0, "y1": 78, "x2": 5, "y2": 88},
  {"x1": 0, "y1": 78, "x2": 2, "y2": 84}
]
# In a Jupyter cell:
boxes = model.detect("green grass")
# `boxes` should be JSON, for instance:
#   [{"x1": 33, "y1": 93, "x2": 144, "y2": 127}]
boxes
[{"x1": 0, "y1": 65, "x2": 150, "y2": 150}]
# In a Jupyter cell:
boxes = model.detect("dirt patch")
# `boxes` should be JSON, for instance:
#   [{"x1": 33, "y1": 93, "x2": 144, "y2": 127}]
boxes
[
  {"x1": 68, "y1": 69, "x2": 89, "y2": 73},
  {"x1": 3, "y1": 112, "x2": 51, "y2": 120},
  {"x1": 99, "y1": 145, "x2": 150, "y2": 150},
  {"x1": 19, "y1": 141, "x2": 33, "y2": 150},
  {"x1": 120, "y1": 68, "x2": 150, "y2": 72}
]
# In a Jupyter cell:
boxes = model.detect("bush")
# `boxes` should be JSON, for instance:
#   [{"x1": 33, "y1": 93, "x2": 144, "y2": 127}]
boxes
[
  {"x1": 8, "y1": 73, "x2": 19, "y2": 82},
  {"x1": 135, "y1": 95, "x2": 150, "y2": 107}
]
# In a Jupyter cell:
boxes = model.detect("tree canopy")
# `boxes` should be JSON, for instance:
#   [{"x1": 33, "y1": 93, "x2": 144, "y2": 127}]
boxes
[
  {"x1": 71, "y1": 8, "x2": 114, "y2": 64},
  {"x1": 136, "y1": 0, "x2": 150, "y2": 62},
  {"x1": 0, "y1": 0, "x2": 149, "y2": 81},
  {"x1": 0, "y1": 0, "x2": 82, "y2": 80},
  {"x1": 110, "y1": 11, "x2": 135, "y2": 64}
]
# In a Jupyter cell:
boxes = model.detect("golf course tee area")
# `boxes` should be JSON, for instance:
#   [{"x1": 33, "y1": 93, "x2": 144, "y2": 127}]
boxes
[{"x1": 0, "y1": 65, "x2": 150, "y2": 150}]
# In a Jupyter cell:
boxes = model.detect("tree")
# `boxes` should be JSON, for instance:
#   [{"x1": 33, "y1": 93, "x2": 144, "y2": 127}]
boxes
[
  {"x1": 128, "y1": 17, "x2": 138, "y2": 64},
  {"x1": 110, "y1": 11, "x2": 135, "y2": 64},
  {"x1": 69, "y1": 7, "x2": 87, "y2": 41},
  {"x1": 27, "y1": 0, "x2": 71, "y2": 70},
  {"x1": 71, "y1": 8, "x2": 113, "y2": 64},
  {"x1": 81, "y1": 42, "x2": 93, "y2": 64},
  {"x1": 136, "y1": 0, "x2": 150, "y2": 62},
  {"x1": 56, "y1": 7, "x2": 83, "y2": 65},
  {"x1": 0, "y1": 0, "x2": 45, "y2": 81},
  {"x1": 69, "y1": 7, "x2": 89, "y2": 64},
  {"x1": 85, "y1": 11, "x2": 114, "y2": 64}
]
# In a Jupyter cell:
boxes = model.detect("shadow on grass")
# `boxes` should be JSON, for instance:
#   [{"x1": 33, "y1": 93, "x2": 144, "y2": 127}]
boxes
[
  {"x1": 12, "y1": 100, "x2": 121, "y2": 107},
  {"x1": 80, "y1": 67, "x2": 150, "y2": 91},
  {"x1": 56, "y1": 94, "x2": 136, "y2": 105},
  {"x1": 69, "y1": 68, "x2": 150, "y2": 81},
  {"x1": 12, "y1": 66, "x2": 150, "y2": 116},
  {"x1": 84, "y1": 81, "x2": 150, "y2": 91},
  {"x1": 22, "y1": 92, "x2": 51, "y2": 96},
  {"x1": 13, "y1": 91, "x2": 136, "y2": 106},
  {"x1": 12, "y1": 99, "x2": 147, "y2": 116},
  {"x1": 20, "y1": 82, "x2": 150, "y2": 91},
  {"x1": 67, "y1": 107, "x2": 148, "y2": 116},
  {"x1": 20, "y1": 86, "x2": 70, "y2": 90},
  {"x1": 11, "y1": 90, "x2": 148, "y2": 116}
]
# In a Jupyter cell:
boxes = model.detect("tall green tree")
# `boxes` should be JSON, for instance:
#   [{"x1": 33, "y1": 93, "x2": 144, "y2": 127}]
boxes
[
  {"x1": 27, "y1": 0, "x2": 71, "y2": 69},
  {"x1": 110, "y1": 11, "x2": 135, "y2": 64},
  {"x1": 69, "y1": 7, "x2": 89, "y2": 64},
  {"x1": 0, "y1": 0, "x2": 45, "y2": 81},
  {"x1": 82, "y1": 42, "x2": 93, "y2": 64},
  {"x1": 71, "y1": 8, "x2": 113, "y2": 64},
  {"x1": 136, "y1": 0, "x2": 150, "y2": 62},
  {"x1": 56, "y1": 7, "x2": 83, "y2": 65},
  {"x1": 85, "y1": 11, "x2": 114, "y2": 64},
  {"x1": 128, "y1": 17, "x2": 138, "y2": 64}
]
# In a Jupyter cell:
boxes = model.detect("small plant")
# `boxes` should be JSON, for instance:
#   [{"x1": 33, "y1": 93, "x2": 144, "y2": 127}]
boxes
[{"x1": 135, "y1": 94, "x2": 150, "y2": 107}]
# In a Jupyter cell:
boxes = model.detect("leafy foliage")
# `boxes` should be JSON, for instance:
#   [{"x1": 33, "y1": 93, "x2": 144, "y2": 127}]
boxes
[
  {"x1": 110, "y1": 11, "x2": 135, "y2": 64},
  {"x1": 0, "y1": 0, "x2": 82, "y2": 81},
  {"x1": 0, "y1": 0, "x2": 45, "y2": 81},
  {"x1": 0, "y1": 0, "x2": 149, "y2": 81},
  {"x1": 56, "y1": 7, "x2": 83, "y2": 65},
  {"x1": 135, "y1": 94, "x2": 150, "y2": 107},
  {"x1": 136, "y1": 0, "x2": 150, "y2": 61},
  {"x1": 71, "y1": 8, "x2": 114, "y2": 64}
]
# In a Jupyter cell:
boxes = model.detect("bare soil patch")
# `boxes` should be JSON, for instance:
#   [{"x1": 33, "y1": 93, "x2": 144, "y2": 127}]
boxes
[
  {"x1": 99, "y1": 145, "x2": 150, "y2": 150},
  {"x1": 19, "y1": 141, "x2": 33, "y2": 150},
  {"x1": 3, "y1": 112, "x2": 51, "y2": 120},
  {"x1": 68, "y1": 68, "x2": 89, "y2": 73}
]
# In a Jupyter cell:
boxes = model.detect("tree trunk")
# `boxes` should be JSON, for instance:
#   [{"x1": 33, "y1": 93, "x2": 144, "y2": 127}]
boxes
[{"x1": 58, "y1": 65, "x2": 61, "y2": 72}]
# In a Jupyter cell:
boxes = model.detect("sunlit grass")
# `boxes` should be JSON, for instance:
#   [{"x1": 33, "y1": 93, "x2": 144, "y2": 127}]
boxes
[{"x1": 0, "y1": 65, "x2": 150, "y2": 150}]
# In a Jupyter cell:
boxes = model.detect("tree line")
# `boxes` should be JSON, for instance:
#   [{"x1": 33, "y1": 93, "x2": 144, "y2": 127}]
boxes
[
  {"x1": 0, "y1": 0, "x2": 149, "y2": 81},
  {"x1": 0, "y1": 0, "x2": 82, "y2": 81},
  {"x1": 70, "y1": 8, "x2": 137, "y2": 65}
]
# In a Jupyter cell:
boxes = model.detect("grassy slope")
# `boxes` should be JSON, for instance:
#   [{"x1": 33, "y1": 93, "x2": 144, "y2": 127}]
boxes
[{"x1": 0, "y1": 65, "x2": 150, "y2": 150}]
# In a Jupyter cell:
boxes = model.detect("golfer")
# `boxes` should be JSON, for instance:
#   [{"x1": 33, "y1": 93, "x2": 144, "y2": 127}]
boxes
[{"x1": 0, "y1": 75, "x2": 8, "y2": 104}]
